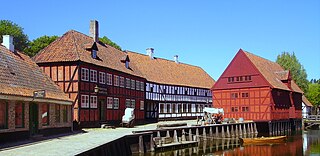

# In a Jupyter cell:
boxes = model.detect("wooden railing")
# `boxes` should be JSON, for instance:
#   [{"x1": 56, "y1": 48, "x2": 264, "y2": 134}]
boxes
[{"x1": 306, "y1": 115, "x2": 320, "y2": 121}]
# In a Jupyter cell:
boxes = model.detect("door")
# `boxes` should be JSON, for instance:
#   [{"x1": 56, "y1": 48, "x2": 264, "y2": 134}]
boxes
[
  {"x1": 29, "y1": 102, "x2": 38, "y2": 136},
  {"x1": 99, "y1": 100, "x2": 106, "y2": 121}
]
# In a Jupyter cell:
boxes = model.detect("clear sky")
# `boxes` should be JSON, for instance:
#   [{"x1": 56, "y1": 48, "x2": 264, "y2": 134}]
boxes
[{"x1": 1, "y1": 0, "x2": 319, "y2": 80}]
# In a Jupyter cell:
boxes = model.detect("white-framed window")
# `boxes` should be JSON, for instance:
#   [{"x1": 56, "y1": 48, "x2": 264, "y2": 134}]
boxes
[
  {"x1": 90, "y1": 70, "x2": 97, "y2": 82},
  {"x1": 113, "y1": 98, "x2": 119, "y2": 109},
  {"x1": 131, "y1": 99, "x2": 135, "y2": 108},
  {"x1": 120, "y1": 76, "x2": 125, "y2": 88},
  {"x1": 131, "y1": 80, "x2": 135, "y2": 89},
  {"x1": 140, "y1": 101, "x2": 144, "y2": 110},
  {"x1": 107, "y1": 97, "x2": 113, "y2": 109},
  {"x1": 126, "y1": 78, "x2": 131, "y2": 89},
  {"x1": 90, "y1": 96, "x2": 97, "y2": 108},
  {"x1": 125, "y1": 99, "x2": 131, "y2": 108},
  {"x1": 114, "y1": 75, "x2": 119, "y2": 86},
  {"x1": 136, "y1": 81, "x2": 140, "y2": 91},
  {"x1": 81, "y1": 68, "x2": 89, "y2": 81},
  {"x1": 107, "y1": 73, "x2": 112, "y2": 85},
  {"x1": 140, "y1": 82, "x2": 144, "y2": 91},
  {"x1": 99, "y1": 72, "x2": 106, "y2": 84},
  {"x1": 81, "y1": 95, "x2": 89, "y2": 108}
]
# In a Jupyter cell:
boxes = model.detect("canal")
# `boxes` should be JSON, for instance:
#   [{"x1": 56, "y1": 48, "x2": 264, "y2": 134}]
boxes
[{"x1": 134, "y1": 130, "x2": 320, "y2": 156}]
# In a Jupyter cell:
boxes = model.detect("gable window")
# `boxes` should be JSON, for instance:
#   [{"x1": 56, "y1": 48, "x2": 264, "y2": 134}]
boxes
[
  {"x1": 114, "y1": 75, "x2": 119, "y2": 86},
  {"x1": 99, "y1": 72, "x2": 106, "y2": 84},
  {"x1": 140, "y1": 101, "x2": 144, "y2": 110},
  {"x1": 119, "y1": 76, "x2": 125, "y2": 87},
  {"x1": 113, "y1": 98, "x2": 119, "y2": 109},
  {"x1": 107, "y1": 73, "x2": 112, "y2": 85},
  {"x1": 126, "y1": 78, "x2": 131, "y2": 89},
  {"x1": 228, "y1": 77, "x2": 234, "y2": 83},
  {"x1": 90, "y1": 70, "x2": 97, "y2": 82},
  {"x1": 90, "y1": 96, "x2": 97, "y2": 108},
  {"x1": 107, "y1": 97, "x2": 113, "y2": 109},
  {"x1": 125, "y1": 61, "x2": 129, "y2": 69},
  {"x1": 81, "y1": 68, "x2": 89, "y2": 81},
  {"x1": 15, "y1": 103, "x2": 24, "y2": 128},
  {"x1": 241, "y1": 92, "x2": 249, "y2": 98},
  {"x1": 231, "y1": 93, "x2": 238, "y2": 98},
  {"x1": 81, "y1": 95, "x2": 89, "y2": 108},
  {"x1": 131, "y1": 80, "x2": 135, "y2": 90},
  {"x1": 41, "y1": 104, "x2": 49, "y2": 126}
]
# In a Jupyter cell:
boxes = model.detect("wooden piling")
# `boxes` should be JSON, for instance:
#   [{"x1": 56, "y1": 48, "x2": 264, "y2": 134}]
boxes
[
  {"x1": 173, "y1": 130, "x2": 178, "y2": 143},
  {"x1": 203, "y1": 128, "x2": 207, "y2": 140},
  {"x1": 139, "y1": 135, "x2": 144, "y2": 153},
  {"x1": 166, "y1": 131, "x2": 170, "y2": 137},
  {"x1": 196, "y1": 128, "x2": 200, "y2": 142},
  {"x1": 235, "y1": 125, "x2": 239, "y2": 137},
  {"x1": 182, "y1": 129, "x2": 186, "y2": 141},
  {"x1": 231, "y1": 125, "x2": 235, "y2": 138},
  {"x1": 243, "y1": 124, "x2": 247, "y2": 137},
  {"x1": 254, "y1": 122, "x2": 258, "y2": 134},
  {"x1": 157, "y1": 131, "x2": 161, "y2": 137},
  {"x1": 250, "y1": 123, "x2": 254, "y2": 135},
  {"x1": 188, "y1": 129, "x2": 192, "y2": 141},
  {"x1": 209, "y1": 127, "x2": 213, "y2": 137},
  {"x1": 215, "y1": 126, "x2": 219, "y2": 139},
  {"x1": 150, "y1": 134, "x2": 155, "y2": 152},
  {"x1": 221, "y1": 126, "x2": 225, "y2": 138},
  {"x1": 226, "y1": 126, "x2": 230, "y2": 138},
  {"x1": 239, "y1": 124, "x2": 243, "y2": 138}
]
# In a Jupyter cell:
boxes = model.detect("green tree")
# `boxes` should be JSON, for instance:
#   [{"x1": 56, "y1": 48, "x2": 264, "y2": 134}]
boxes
[
  {"x1": 306, "y1": 83, "x2": 320, "y2": 108},
  {"x1": 24, "y1": 35, "x2": 58, "y2": 57},
  {"x1": 0, "y1": 20, "x2": 29, "y2": 51},
  {"x1": 99, "y1": 36, "x2": 122, "y2": 51},
  {"x1": 276, "y1": 52, "x2": 308, "y2": 93}
]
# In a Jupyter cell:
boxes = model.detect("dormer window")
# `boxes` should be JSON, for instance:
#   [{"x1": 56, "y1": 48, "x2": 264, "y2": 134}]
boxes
[
  {"x1": 125, "y1": 61, "x2": 129, "y2": 69},
  {"x1": 85, "y1": 42, "x2": 98, "y2": 59},
  {"x1": 121, "y1": 55, "x2": 130, "y2": 69},
  {"x1": 92, "y1": 49, "x2": 97, "y2": 59}
]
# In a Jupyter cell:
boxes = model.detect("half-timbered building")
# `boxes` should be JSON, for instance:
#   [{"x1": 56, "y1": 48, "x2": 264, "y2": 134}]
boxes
[
  {"x1": 127, "y1": 49, "x2": 215, "y2": 121},
  {"x1": 0, "y1": 35, "x2": 73, "y2": 143},
  {"x1": 212, "y1": 49, "x2": 303, "y2": 133},
  {"x1": 33, "y1": 21, "x2": 145, "y2": 127}
]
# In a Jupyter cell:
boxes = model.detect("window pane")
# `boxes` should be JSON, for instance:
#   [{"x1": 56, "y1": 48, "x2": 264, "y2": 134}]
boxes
[
  {"x1": 140, "y1": 101, "x2": 144, "y2": 110},
  {"x1": 113, "y1": 98, "x2": 119, "y2": 109},
  {"x1": 42, "y1": 104, "x2": 49, "y2": 126},
  {"x1": 107, "y1": 97, "x2": 113, "y2": 109}
]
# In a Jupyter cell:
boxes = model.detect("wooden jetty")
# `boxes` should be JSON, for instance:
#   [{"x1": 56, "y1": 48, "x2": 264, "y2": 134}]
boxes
[{"x1": 304, "y1": 115, "x2": 320, "y2": 129}]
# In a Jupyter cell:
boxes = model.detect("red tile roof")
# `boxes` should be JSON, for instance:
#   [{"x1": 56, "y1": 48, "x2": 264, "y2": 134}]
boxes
[
  {"x1": 0, "y1": 45, "x2": 72, "y2": 103},
  {"x1": 33, "y1": 30, "x2": 144, "y2": 78},
  {"x1": 243, "y1": 49, "x2": 303, "y2": 93},
  {"x1": 127, "y1": 51, "x2": 215, "y2": 89}
]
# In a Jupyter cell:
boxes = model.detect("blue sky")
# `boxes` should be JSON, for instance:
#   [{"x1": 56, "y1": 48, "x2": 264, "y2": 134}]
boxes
[{"x1": 1, "y1": 0, "x2": 319, "y2": 80}]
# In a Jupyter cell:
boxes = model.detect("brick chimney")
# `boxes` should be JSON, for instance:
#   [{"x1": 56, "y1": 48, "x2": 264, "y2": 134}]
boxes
[
  {"x1": 2, "y1": 35, "x2": 14, "y2": 52},
  {"x1": 174, "y1": 55, "x2": 179, "y2": 64},
  {"x1": 146, "y1": 48, "x2": 154, "y2": 59},
  {"x1": 89, "y1": 20, "x2": 99, "y2": 42}
]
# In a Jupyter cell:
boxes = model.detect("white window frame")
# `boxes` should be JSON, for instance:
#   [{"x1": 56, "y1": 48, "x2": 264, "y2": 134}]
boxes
[
  {"x1": 107, "y1": 73, "x2": 112, "y2": 85},
  {"x1": 113, "y1": 98, "x2": 119, "y2": 109},
  {"x1": 140, "y1": 82, "x2": 144, "y2": 91},
  {"x1": 120, "y1": 76, "x2": 125, "y2": 88},
  {"x1": 81, "y1": 68, "x2": 89, "y2": 81},
  {"x1": 140, "y1": 100, "x2": 144, "y2": 110},
  {"x1": 125, "y1": 99, "x2": 131, "y2": 108},
  {"x1": 81, "y1": 95, "x2": 89, "y2": 108},
  {"x1": 114, "y1": 75, "x2": 119, "y2": 86},
  {"x1": 99, "y1": 72, "x2": 106, "y2": 84},
  {"x1": 90, "y1": 70, "x2": 97, "y2": 82},
  {"x1": 126, "y1": 78, "x2": 131, "y2": 89},
  {"x1": 136, "y1": 81, "x2": 140, "y2": 91},
  {"x1": 131, "y1": 99, "x2": 135, "y2": 108},
  {"x1": 90, "y1": 96, "x2": 97, "y2": 108},
  {"x1": 107, "y1": 97, "x2": 113, "y2": 109},
  {"x1": 131, "y1": 80, "x2": 135, "y2": 90}
]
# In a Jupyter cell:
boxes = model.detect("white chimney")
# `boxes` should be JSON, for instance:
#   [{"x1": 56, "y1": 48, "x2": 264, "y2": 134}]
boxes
[
  {"x1": 174, "y1": 55, "x2": 179, "y2": 63},
  {"x1": 146, "y1": 48, "x2": 154, "y2": 59},
  {"x1": 89, "y1": 20, "x2": 99, "y2": 42},
  {"x1": 2, "y1": 35, "x2": 14, "y2": 52}
]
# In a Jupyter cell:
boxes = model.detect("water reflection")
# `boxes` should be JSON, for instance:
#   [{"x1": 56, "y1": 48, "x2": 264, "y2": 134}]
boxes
[{"x1": 152, "y1": 130, "x2": 320, "y2": 156}]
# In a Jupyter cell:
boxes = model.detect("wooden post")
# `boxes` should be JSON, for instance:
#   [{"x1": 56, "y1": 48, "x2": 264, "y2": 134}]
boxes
[
  {"x1": 173, "y1": 130, "x2": 178, "y2": 143},
  {"x1": 221, "y1": 126, "x2": 225, "y2": 138},
  {"x1": 231, "y1": 125, "x2": 235, "y2": 138},
  {"x1": 166, "y1": 131, "x2": 170, "y2": 137},
  {"x1": 243, "y1": 124, "x2": 247, "y2": 137},
  {"x1": 239, "y1": 124, "x2": 243, "y2": 138},
  {"x1": 235, "y1": 125, "x2": 239, "y2": 137},
  {"x1": 226, "y1": 126, "x2": 230, "y2": 138},
  {"x1": 254, "y1": 122, "x2": 258, "y2": 134},
  {"x1": 215, "y1": 126, "x2": 219, "y2": 139},
  {"x1": 182, "y1": 129, "x2": 186, "y2": 141},
  {"x1": 250, "y1": 123, "x2": 254, "y2": 135},
  {"x1": 203, "y1": 128, "x2": 207, "y2": 140},
  {"x1": 139, "y1": 135, "x2": 144, "y2": 153},
  {"x1": 157, "y1": 131, "x2": 161, "y2": 137},
  {"x1": 189, "y1": 129, "x2": 192, "y2": 141},
  {"x1": 247, "y1": 123, "x2": 251, "y2": 136},
  {"x1": 150, "y1": 134, "x2": 155, "y2": 152},
  {"x1": 196, "y1": 128, "x2": 200, "y2": 142},
  {"x1": 209, "y1": 127, "x2": 213, "y2": 137}
]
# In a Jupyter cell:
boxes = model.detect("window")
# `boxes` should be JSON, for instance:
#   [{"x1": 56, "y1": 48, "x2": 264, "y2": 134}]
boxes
[
  {"x1": 81, "y1": 68, "x2": 89, "y2": 81},
  {"x1": 120, "y1": 76, "x2": 125, "y2": 87},
  {"x1": 177, "y1": 103, "x2": 181, "y2": 113},
  {"x1": 0, "y1": 102, "x2": 7, "y2": 129},
  {"x1": 62, "y1": 105, "x2": 68, "y2": 122},
  {"x1": 228, "y1": 77, "x2": 234, "y2": 83},
  {"x1": 125, "y1": 61, "x2": 129, "y2": 69},
  {"x1": 114, "y1": 75, "x2": 119, "y2": 86},
  {"x1": 126, "y1": 99, "x2": 131, "y2": 108},
  {"x1": 136, "y1": 81, "x2": 140, "y2": 91},
  {"x1": 90, "y1": 96, "x2": 97, "y2": 108},
  {"x1": 242, "y1": 106, "x2": 249, "y2": 112},
  {"x1": 183, "y1": 103, "x2": 187, "y2": 113},
  {"x1": 41, "y1": 104, "x2": 49, "y2": 126},
  {"x1": 15, "y1": 103, "x2": 24, "y2": 128},
  {"x1": 239, "y1": 76, "x2": 243, "y2": 81},
  {"x1": 231, "y1": 107, "x2": 239, "y2": 112},
  {"x1": 90, "y1": 70, "x2": 97, "y2": 82},
  {"x1": 140, "y1": 82, "x2": 144, "y2": 91},
  {"x1": 55, "y1": 105, "x2": 60, "y2": 123},
  {"x1": 113, "y1": 98, "x2": 119, "y2": 109},
  {"x1": 99, "y1": 72, "x2": 106, "y2": 84},
  {"x1": 131, "y1": 99, "x2": 135, "y2": 108},
  {"x1": 81, "y1": 95, "x2": 89, "y2": 108},
  {"x1": 172, "y1": 104, "x2": 176, "y2": 113},
  {"x1": 231, "y1": 93, "x2": 238, "y2": 98},
  {"x1": 107, "y1": 73, "x2": 112, "y2": 85},
  {"x1": 166, "y1": 104, "x2": 171, "y2": 113},
  {"x1": 188, "y1": 104, "x2": 191, "y2": 113},
  {"x1": 236, "y1": 77, "x2": 240, "y2": 81},
  {"x1": 160, "y1": 103, "x2": 164, "y2": 113},
  {"x1": 140, "y1": 101, "x2": 144, "y2": 110},
  {"x1": 242, "y1": 92, "x2": 249, "y2": 98},
  {"x1": 131, "y1": 80, "x2": 135, "y2": 89},
  {"x1": 195, "y1": 104, "x2": 199, "y2": 112},
  {"x1": 107, "y1": 97, "x2": 113, "y2": 109},
  {"x1": 126, "y1": 78, "x2": 131, "y2": 89},
  {"x1": 245, "y1": 76, "x2": 252, "y2": 81}
]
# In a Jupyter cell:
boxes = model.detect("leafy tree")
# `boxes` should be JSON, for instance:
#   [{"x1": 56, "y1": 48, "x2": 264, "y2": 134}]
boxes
[
  {"x1": 276, "y1": 52, "x2": 308, "y2": 93},
  {"x1": 0, "y1": 20, "x2": 29, "y2": 51},
  {"x1": 24, "y1": 35, "x2": 58, "y2": 57},
  {"x1": 306, "y1": 83, "x2": 320, "y2": 108},
  {"x1": 99, "y1": 36, "x2": 122, "y2": 51}
]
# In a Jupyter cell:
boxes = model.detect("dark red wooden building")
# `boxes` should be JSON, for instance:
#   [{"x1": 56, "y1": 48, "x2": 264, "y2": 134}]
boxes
[
  {"x1": 212, "y1": 49, "x2": 303, "y2": 134},
  {"x1": 33, "y1": 21, "x2": 146, "y2": 127}
]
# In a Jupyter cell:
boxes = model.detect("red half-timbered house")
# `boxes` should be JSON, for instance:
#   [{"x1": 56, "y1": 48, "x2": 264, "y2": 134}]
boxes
[
  {"x1": 0, "y1": 35, "x2": 72, "y2": 143},
  {"x1": 128, "y1": 49, "x2": 215, "y2": 121},
  {"x1": 33, "y1": 21, "x2": 145, "y2": 127},
  {"x1": 212, "y1": 49, "x2": 303, "y2": 134}
]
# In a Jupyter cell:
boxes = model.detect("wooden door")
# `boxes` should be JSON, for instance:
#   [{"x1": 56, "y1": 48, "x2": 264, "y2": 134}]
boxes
[{"x1": 29, "y1": 102, "x2": 38, "y2": 136}]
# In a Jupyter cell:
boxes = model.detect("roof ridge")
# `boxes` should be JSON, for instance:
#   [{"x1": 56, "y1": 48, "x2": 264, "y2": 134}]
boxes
[{"x1": 243, "y1": 50, "x2": 281, "y2": 67}]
